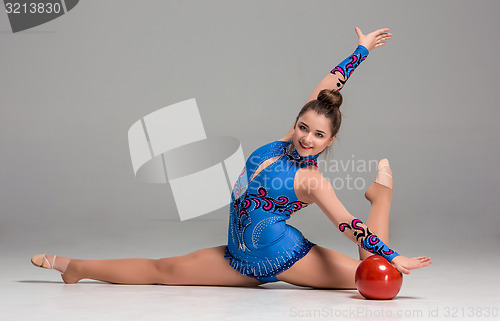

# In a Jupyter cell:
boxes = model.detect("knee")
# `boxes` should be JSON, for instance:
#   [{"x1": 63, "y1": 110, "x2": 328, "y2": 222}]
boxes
[
  {"x1": 154, "y1": 258, "x2": 176, "y2": 278},
  {"x1": 154, "y1": 252, "x2": 201, "y2": 285},
  {"x1": 154, "y1": 258, "x2": 167, "y2": 270},
  {"x1": 154, "y1": 258, "x2": 180, "y2": 284}
]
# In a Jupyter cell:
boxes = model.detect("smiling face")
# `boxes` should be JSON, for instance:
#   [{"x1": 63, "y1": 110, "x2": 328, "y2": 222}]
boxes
[{"x1": 292, "y1": 109, "x2": 336, "y2": 157}]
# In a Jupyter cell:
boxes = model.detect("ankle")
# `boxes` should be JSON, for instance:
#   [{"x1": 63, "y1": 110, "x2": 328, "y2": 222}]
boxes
[
  {"x1": 61, "y1": 260, "x2": 81, "y2": 284},
  {"x1": 365, "y1": 181, "x2": 393, "y2": 204},
  {"x1": 50, "y1": 255, "x2": 71, "y2": 275}
]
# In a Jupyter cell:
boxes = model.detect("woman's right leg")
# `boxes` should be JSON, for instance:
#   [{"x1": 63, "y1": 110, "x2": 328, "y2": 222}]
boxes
[
  {"x1": 44, "y1": 246, "x2": 262, "y2": 287},
  {"x1": 276, "y1": 159, "x2": 395, "y2": 289},
  {"x1": 359, "y1": 158, "x2": 393, "y2": 260}
]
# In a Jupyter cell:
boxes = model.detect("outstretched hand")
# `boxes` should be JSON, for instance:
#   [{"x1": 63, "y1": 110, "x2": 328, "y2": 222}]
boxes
[
  {"x1": 355, "y1": 27, "x2": 392, "y2": 51},
  {"x1": 390, "y1": 255, "x2": 433, "y2": 275}
]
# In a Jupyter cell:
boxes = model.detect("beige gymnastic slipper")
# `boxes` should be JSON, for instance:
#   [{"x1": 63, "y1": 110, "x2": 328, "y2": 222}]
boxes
[
  {"x1": 31, "y1": 254, "x2": 62, "y2": 274},
  {"x1": 374, "y1": 158, "x2": 393, "y2": 189}
]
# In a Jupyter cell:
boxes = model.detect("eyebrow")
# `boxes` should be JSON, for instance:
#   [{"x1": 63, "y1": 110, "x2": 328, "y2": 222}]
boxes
[{"x1": 300, "y1": 122, "x2": 326, "y2": 134}]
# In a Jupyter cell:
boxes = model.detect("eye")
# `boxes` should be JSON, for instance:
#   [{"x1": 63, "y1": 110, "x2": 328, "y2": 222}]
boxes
[
  {"x1": 299, "y1": 125, "x2": 307, "y2": 131},
  {"x1": 316, "y1": 133, "x2": 324, "y2": 137}
]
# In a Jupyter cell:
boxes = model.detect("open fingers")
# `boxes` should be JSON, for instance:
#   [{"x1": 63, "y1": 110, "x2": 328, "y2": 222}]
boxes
[
  {"x1": 414, "y1": 256, "x2": 432, "y2": 262},
  {"x1": 374, "y1": 33, "x2": 391, "y2": 49},
  {"x1": 370, "y1": 28, "x2": 390, "y2": 36},
  {"x1": 413, "y1": 258, "x2": 433, "y2": 269},
  {"x1": 376, "y1": 33, "x2": 392, "y2": 40}
]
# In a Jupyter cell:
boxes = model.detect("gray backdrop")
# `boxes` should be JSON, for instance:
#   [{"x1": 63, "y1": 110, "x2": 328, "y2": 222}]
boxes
[{"x1": 1, "y1": 0, "x2": 499, "y2": 261}]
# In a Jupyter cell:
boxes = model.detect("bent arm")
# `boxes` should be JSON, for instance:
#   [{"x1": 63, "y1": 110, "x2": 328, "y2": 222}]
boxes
[
  {"x1": 281, "y1": 27, "x2": 392, "y2": 141},
  {"x1": 306, "y1": 171, "x2": 400, "y2": 262}
]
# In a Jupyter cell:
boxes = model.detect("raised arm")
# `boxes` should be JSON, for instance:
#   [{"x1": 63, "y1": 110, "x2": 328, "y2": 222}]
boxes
[
  {"x1": 281, "y1": 27, "x2": 392, "y2": 141},
  {"x1": 305, "y1": 169, "x2": 432, "y2": 274},
  {"x1": 304, "y1": 44, "x2": 368, "y2": 105},
  {"x1": 305, "y1": 27, "x2": 392, "y2": 103}
]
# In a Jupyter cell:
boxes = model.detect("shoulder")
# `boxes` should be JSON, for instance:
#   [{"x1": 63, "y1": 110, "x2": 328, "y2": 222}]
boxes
[
  {"x1": 295, "y1": 166, "x2": 335, "y2": 203},
  {"x1": 263, "y1": 140, "x2": 288, "y2": 154},
  {"x1": 251, "y1": 140, "x2": 287, "y2": 154},
  {"x1": 296, "y1": 165, "x2": 324, "y2": 183},
  {"x1": 248, "y1": 140, "x2": 288, "y2": 162}
]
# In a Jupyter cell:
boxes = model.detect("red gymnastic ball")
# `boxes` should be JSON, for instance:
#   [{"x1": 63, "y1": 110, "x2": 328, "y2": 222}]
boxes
[{"x1": 355, "y1": 255, "x2": 403, "y2": 300}]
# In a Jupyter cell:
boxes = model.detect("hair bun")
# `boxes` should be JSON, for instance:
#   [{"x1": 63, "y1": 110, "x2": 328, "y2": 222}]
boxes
[{"x1": 317, "y1": 89, "x2": 343, "y2": 110}]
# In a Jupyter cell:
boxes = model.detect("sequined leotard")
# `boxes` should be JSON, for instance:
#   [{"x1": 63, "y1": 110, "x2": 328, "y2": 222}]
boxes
[{"x1": 224, "y1": 140, "x2": 319, "y2": 282}]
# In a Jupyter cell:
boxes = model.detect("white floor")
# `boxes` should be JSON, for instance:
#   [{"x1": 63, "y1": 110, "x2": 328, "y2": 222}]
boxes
[{"x1": 2, "y1": 248, "x2": 500, "y2": 321}]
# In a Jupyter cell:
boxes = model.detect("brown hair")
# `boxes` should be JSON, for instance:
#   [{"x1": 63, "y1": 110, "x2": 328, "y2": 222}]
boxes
[{"x1": 294, "y1": 89, "x2": 343, "y2": 139}]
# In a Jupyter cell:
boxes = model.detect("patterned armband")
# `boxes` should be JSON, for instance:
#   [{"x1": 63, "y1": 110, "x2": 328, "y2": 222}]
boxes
[
  {"x1": 338, "y1": 218, "x2": 400, "y2": 262},
  {"x1": 330, "y1": 45, "x2": 369, "y2": 91}
]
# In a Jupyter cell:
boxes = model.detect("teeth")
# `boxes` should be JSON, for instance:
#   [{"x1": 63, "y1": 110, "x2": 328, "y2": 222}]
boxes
[{"x1": 300, "y1": 142, "x2": 311, "y2": 149}]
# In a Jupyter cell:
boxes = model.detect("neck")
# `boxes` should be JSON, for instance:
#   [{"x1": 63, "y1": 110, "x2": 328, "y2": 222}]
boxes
[{"x1": 285, "y1": 142, "x2": 320, "y2": 167}]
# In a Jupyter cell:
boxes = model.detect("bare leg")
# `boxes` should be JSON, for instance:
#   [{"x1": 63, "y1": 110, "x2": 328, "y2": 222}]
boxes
[
  {"x1": 276, "y1": 245, "x2": 360, "y2": 289},
  {"x1": 33, "y1": 160, "x2": 395, "y2": 289},
  {"x1": 35, "y1": 246, "x2": 262, "y2": 287},
  {"x1": 359, "y1": 158, "x2": 393, "y2": 260}
]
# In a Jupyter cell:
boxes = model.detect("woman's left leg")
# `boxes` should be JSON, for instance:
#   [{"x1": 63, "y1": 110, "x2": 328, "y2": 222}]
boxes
[
  {"x1": 276, "y1": 159, "x2": 395, "y2": 289},
  {"x1": 37, "y1": 246, "x2": 263, "y2": 286}
]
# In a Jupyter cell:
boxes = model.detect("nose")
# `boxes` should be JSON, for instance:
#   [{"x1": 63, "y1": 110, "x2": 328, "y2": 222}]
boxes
[{"x1": 303, "y1": 133, "x2": 313, "y2": 145}]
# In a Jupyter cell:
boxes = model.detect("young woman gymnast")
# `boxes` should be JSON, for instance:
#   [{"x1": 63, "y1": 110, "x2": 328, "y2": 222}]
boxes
[{"x1": 31, "y1": 27, "x2": 432, "y2": 288}]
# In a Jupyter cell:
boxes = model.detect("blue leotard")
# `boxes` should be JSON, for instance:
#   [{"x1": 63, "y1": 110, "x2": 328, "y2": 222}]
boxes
[{"x1": 224, "y1": 140, "x2": 319, "y2": 282}]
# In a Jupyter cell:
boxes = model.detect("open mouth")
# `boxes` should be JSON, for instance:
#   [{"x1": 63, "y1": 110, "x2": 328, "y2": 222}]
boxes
[{"x1": 299, "y1": 141, "x2": 312, "y2": 150}]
